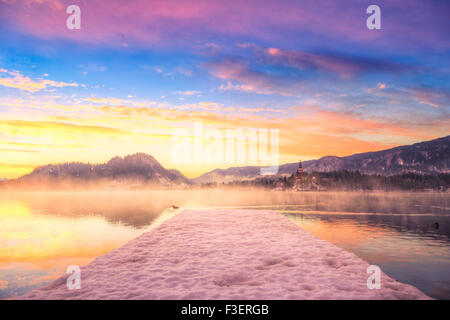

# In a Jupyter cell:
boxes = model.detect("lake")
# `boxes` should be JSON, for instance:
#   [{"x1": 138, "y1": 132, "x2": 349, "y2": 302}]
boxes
[{"x1": 0, "y1": 190, "x2": 449, "y2": 299}]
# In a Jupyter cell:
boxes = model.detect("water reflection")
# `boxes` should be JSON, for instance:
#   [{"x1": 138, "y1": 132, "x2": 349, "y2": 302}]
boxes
[
  {"x1": 0, "y1": 190, "x2": 449, "y2": 299},
  {"x1": 284, "y1": 211, "x2": 450, "y2": 300},
  {"x1": 0, "y1": 199, "x2": 149, "y2": 298}
]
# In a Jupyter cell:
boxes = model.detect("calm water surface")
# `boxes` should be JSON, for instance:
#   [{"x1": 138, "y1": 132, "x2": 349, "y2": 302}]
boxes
[{"x1": 0, "y1": 190, "x2": 448, "y2": 299}]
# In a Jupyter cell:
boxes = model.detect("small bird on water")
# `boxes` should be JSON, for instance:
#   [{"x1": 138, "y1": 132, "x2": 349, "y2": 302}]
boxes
[
  {"x1": 430, "y1": 222, "x2": 439, "y2": 229},
  {"x1": 425, "y1": 222, "x2": 439, "y2": 229}
]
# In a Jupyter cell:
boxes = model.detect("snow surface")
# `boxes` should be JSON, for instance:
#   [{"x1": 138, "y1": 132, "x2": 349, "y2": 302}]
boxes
[{"x1": 16, "y1": 210, "x2": 430, "y2": 300}]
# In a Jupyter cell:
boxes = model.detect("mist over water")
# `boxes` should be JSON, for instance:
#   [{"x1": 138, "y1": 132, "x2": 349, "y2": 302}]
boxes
[{"x1": 0, "y1": 190, "x2": 449, "y2": 299}]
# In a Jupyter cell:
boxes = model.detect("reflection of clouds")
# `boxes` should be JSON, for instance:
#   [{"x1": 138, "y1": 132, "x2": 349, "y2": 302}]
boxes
[
  {"x1": 23, "y1": 191, "x2": 172, "y2": 228},
  {"x1": 285, "y1": 210, "x2": 450, "y2": 299},
  {"x1": 0, "y1": 280, "x2": 8, "y2": 290},
  {"x1": 0, "y1": 266, "x2": 61, "y2": 299},
  {"x1": 286, "y1": 212, "x2": 450, "y2": 264},
  {"x1": 26, "y1": 271, "x2": 61, "y2": 287},
  {"x1": 0, "y1": 192, "x2": 176, "y2": 298}
]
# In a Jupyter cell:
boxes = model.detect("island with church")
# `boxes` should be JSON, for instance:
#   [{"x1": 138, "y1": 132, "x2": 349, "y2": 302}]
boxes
[{"x1": 214, "y1": 160, "x2": 449, "y2": 192}]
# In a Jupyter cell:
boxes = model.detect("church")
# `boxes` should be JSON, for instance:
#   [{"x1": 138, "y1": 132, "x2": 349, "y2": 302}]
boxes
[
  {"x1": 294, "y1": 161, "x2": 307, "y2": 190},
  {"x1": 293, "y1": 161, "x2": 320, "y2": 191}
]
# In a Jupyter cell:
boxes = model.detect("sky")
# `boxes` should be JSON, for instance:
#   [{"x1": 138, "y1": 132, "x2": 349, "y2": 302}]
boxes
[{"x1": 0, "y1": 0, "x2": 449, "y2": 178}]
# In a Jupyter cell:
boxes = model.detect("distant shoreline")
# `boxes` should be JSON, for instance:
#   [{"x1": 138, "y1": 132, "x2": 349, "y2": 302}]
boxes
[{"x1": 1, "y1": 186, "x2": 449, "y2": 193}]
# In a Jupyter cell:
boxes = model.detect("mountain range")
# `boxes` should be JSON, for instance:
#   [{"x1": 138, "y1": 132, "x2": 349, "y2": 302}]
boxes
[
  {"x1": 2, "y1": 135, "x2": 449, "y2": 188},
  {"x1": 193, "y1": 135, "x2": 450, "y2": 183}
]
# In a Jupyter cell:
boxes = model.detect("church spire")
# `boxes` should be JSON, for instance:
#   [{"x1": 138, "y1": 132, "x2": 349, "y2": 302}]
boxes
[{"x1": 296, "y1": 160, "x2": 304, "y2": 175}]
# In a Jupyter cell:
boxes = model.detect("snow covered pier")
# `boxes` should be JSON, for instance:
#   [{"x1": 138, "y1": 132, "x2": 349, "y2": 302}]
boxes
[{"x1": 17, "y1": 210, "x2": 429, "y2": 299}]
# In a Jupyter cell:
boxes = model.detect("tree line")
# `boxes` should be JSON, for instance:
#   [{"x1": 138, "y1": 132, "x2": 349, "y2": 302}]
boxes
[{"x1": 207, "y1": 170, "x2": 450, "y2": 191}]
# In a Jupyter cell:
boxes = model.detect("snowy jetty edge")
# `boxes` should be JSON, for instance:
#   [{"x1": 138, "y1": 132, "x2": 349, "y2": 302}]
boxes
[{"x1": 18, "y1": 209, "x2": 430, "y2": 299}]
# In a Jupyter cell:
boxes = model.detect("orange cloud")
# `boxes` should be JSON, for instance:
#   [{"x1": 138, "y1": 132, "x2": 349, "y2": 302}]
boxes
[
  {"x1": 0, "y1": 69, "x2": 78, "y2": 93},
  {"x1": 279, "y1": 132, "x2": 397, "y2": 159},
  {"x1": 0, "y1": 119, "x2": 125, "y2": 136},
  {"x1": 0, "y1": 97, "x2": 446, "y2": 179},
  {"x1": 312, "y1": 110, "x2": 420, "y2": 137}
]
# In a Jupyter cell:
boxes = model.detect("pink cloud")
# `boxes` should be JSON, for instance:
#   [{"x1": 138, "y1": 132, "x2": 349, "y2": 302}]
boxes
[
  {"x1": 206, "y1": 59, "x2": 286, "y2": 95},
  {"x1": 411, "y1": 88, "x2": 449, "y2": 109},
  {"x1": 262, "y1": 46, "x2": 407, "y2": 78},
  {"x1": 1, "y1": 0, "x2": 448, "y2": 50}
]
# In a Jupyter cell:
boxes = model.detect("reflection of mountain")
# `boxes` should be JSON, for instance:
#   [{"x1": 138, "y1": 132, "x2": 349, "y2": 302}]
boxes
[
  {"x1": 10, "y1": 153, "x2": 190, "y2": 189},
  {"x1": 22, "y1": 191, "x2": 173, "y2": 228},
  {"x1": 194, "y1": 135, "x2": 450, "y2": 183}
]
